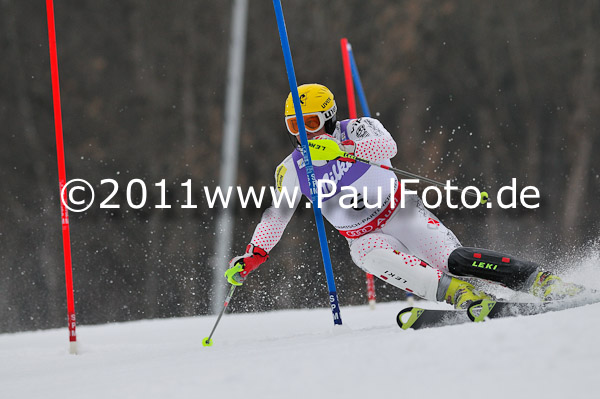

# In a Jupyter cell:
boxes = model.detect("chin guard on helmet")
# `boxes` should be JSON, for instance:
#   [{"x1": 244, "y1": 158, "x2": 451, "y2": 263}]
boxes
[
  {"x1": 448, "y1": 247, "x2": 539, "y2": 290},
  {"x1": 324, "y1": 115, "x2": 337, "y2": 134}
]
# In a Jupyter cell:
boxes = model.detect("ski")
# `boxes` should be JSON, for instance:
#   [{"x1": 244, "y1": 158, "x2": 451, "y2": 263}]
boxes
[
  {"x1": 396, "y1": 307, "x2": 469, "y2": 330},
  {"x1": 397, "y1": 294, "x2": 600, "y2": 330},
  {"x1": 467, "y1": 294, "x2": 600, "y2": 322}
]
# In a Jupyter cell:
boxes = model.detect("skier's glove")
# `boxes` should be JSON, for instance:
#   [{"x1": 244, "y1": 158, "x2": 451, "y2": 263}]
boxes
[
  {"x1": 225, "y1": 244, "x2": 269, "y2": 286},
  {"x1": 338, "y1": 139, "x2": 356, "y2": 163}
]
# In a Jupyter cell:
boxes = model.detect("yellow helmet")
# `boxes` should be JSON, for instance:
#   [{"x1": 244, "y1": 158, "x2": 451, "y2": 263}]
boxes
[{"x1": 284, "y1": 84, "x2": 337, "y2": 135}]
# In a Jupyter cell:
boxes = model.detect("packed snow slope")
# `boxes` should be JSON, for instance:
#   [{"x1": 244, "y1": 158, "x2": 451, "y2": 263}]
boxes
[{"x1": 1, "y1": 297, "x2": 600, "y2": 399}]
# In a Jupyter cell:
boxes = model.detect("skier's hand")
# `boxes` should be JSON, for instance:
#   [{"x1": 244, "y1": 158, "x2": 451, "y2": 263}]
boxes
[
  {"x1": 337, "y1": 139, "x2": 356, "y2": 163},
  {"x1": 314, "y1": 135, "x2": 355, "y2": 154},
  {"x1": 225, "y1": 245, "x2": 269, "y2": 286}
]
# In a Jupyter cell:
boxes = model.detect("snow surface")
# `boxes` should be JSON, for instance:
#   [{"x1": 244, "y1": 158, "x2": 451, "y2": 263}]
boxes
[{"x1": 2, "y1": 299, "x2": 599, "y2": 399}]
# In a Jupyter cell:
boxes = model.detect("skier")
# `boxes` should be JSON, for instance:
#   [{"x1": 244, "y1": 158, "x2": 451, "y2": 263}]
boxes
[{"x1": 225, "y1": 83, "x2": 584, "y2": 309}]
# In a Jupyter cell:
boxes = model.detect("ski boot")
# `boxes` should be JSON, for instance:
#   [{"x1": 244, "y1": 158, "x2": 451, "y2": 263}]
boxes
[
  {"x1": 529, "y1": 271, "x2": 586, "y2": 301},
  {"x1": 444, "y1": 277, "x2": 493, "y2": 309}
]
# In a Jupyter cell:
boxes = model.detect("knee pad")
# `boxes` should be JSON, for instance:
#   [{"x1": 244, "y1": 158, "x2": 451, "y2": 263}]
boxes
[{"x1": 448, "y1": 247, "x2": 539, "y2": 290}]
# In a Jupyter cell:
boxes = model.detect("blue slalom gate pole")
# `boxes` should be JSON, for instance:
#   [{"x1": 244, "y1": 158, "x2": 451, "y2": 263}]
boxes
[
  {"x1": 347, "y1": 43, "x2": 371, "y2": 117},
  {"x1": 272, "y1": 0, "x2": 342, "y2": 325}
]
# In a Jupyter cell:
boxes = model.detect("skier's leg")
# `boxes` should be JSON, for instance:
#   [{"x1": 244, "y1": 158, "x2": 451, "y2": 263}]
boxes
[
  {"x1": 349, "y1": 232, "x2": 491, "y2": 308},
  {"x1": 376, "y1": 195, "x2": 585, "y2": 300},
  {"x1": 367, "y1": 194, "x2": 495, "y2": 307}
]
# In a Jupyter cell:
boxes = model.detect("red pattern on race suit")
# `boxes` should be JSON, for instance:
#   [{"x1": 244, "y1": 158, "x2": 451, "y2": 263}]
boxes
[
  {"x1": 349, "y1": 233, "x2": 444, "y2": 282},
  {"x1": 354, "y1": 136, "x2": 397, "y2": 162},
  {"x1": 249, "y1": 206, "x2": 290, "y2": 253}
]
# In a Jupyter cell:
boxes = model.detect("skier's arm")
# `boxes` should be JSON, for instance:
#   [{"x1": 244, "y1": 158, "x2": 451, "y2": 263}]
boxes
[
  {"x1": 225, "y1": 159, "x2": 301, "y2": 285},
  {"x1": 248, "y1": 198, "x2": 298, "y2": 252},
  {"x1": 345, "y1": 118, "x2": 397, "y2": 162}
]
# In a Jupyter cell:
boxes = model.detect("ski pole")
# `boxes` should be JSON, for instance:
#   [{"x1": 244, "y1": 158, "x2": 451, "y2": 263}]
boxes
[
  {"x1": 203, "y1": 284, "x2": 236, "y2": 347},
  {"x1": 307, "y1": 139, "x2": 489, "y2": 204},
  {"x1": 357, "y1": 156, "x2": 488, "y2": 202}
]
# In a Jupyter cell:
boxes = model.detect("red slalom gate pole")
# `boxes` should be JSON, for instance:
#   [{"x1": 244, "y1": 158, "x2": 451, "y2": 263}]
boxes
[
  {"x1": 340, "y1": 38, "x2": 376, "y2": 309},
  {"x1": 46, "y1": 0, "x2": 78, "y2": 354},
  {"x1": 340, "y1": 38, "x2": 357, "y2": 119}
]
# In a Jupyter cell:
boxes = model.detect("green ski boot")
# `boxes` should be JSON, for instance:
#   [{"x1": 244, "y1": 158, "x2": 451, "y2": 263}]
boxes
[
  {"x1": 529, "y1": 271, "x2": 585, "y2": 301},
  {"x1": 444, "y1": 277, "x2": 493, "y2": 310}
]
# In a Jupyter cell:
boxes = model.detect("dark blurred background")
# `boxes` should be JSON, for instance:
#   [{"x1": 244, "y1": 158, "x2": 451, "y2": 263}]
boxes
[{"x1": 1, "y1": 0, "x2": 599, "y2": 333}]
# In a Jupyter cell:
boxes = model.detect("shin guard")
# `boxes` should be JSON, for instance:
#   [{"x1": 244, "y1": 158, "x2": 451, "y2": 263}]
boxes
[{"x1": 448, "y1": 247, "x2": 539, "y2": 291}]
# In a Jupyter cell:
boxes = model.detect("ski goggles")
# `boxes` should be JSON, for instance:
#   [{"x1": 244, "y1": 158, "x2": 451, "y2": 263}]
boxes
[
  {"x1": 285, "y1": 104, "x2": 337, "y2": 135},
  {"x1": 285, "y1": 112, "x2": 327, "y2": 135}
]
